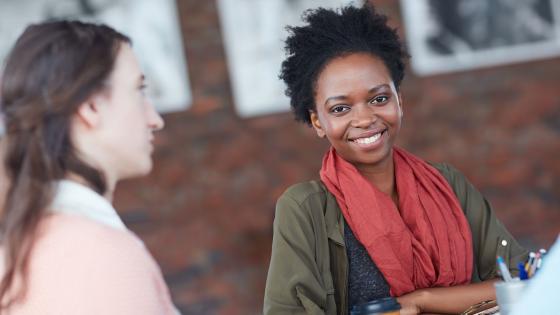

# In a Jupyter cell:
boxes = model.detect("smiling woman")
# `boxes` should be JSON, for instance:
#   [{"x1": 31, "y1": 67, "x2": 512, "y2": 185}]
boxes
[
  {"x1": 264, "y1": 3, "x2": 528, "y2": 315},
  {"x1": 0, "y1": 21, "x2": 176, "y2": 314}
]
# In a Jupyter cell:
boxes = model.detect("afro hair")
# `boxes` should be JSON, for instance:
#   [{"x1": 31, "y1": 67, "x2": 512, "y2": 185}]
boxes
[{"x1": 279, "y1": 3, "x2": 408, "y2": 125}]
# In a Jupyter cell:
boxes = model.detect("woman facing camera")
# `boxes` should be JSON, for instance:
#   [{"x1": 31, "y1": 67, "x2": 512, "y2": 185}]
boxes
[
  {"x1": 264, "y1": 4, "x2": 527, "y2": 315},
  {"x1": 0, "y1": 21, "x2": 177, "y2": 314}
]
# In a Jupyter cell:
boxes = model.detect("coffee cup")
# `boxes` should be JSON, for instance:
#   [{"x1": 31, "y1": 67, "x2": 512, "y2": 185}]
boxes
[{"x1": 350, "y1": 297, "x2": 401, "y2": 315}]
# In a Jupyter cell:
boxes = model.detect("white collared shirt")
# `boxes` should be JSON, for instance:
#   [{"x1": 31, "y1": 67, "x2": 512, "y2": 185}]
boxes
[{"x1": 50, "y1": 179, "x2": 127, "y2": 231}]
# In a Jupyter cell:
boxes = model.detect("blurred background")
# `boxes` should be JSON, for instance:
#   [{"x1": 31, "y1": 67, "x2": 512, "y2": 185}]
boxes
[{"x1": 1, "y1": 0, "x2": 560, "y2": 314}]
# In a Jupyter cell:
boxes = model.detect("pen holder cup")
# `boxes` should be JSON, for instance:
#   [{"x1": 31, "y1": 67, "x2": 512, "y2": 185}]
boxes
[{"x1": 494, "y1": 280, "x2": 529, "y2": 315}]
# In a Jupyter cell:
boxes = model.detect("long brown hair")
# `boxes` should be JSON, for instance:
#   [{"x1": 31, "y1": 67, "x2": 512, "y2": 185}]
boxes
[{"x1": 0, "y1": 20, "x2": 130, "y2": 308}]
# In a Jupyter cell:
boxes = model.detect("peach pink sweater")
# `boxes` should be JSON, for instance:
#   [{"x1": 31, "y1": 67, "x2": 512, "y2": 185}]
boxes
[{"x1": 2, "y1": 180, "x2": 178, "y2": 315}]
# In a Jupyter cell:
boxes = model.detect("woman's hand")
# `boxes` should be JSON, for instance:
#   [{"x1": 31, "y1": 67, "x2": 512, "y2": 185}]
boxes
[
  {"x1": 395, "y1": 280, "x2": 498, "y2": 314},
  {"x1": 396, "y1": 290, "x2": 426, "y2": 315},
  {"x1": 398, "y1": 304, "x2": 421, "y2": 315}
]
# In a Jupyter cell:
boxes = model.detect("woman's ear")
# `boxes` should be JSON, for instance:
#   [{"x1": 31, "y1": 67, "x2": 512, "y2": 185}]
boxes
[
  {"x1": 75, "y1": 97, "x2": 103, "y2": 129},
  {"x1": 309, "y1": 110, "x2": 326, "y2": 138}
]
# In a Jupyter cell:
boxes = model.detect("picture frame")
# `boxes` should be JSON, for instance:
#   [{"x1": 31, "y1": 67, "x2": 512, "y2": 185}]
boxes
[
  {"x1": 400, "y1": 0, "x2": 560, "y2": 75},
  {"x1": 0, "y1": 0, "x2": 191, "y2": 113},
  {"x1": 217, "y1": 0, "x2": 356, "y2": 117}
]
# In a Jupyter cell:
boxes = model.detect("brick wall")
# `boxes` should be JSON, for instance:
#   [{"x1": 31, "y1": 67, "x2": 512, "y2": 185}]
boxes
[{"x1": 113, "y1": 1, "x2": 560, "y2": 314}]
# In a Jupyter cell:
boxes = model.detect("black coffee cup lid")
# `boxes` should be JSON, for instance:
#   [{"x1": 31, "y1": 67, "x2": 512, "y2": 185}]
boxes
[{"x1": 350, "y1": 297, "x2": 401, "y2": 315}]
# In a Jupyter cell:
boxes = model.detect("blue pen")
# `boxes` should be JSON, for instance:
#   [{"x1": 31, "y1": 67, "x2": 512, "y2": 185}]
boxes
[
  {"x1": 518, "y1": 262, "x2": 528, "y2": 280},
  {"x1": 497, "y1": 256, "x2": 513, "y2": 282}
]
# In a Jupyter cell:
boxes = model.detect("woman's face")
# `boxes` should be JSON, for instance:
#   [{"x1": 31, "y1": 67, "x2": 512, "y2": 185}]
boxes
[
  {"x1": 310, "y1": 53, "x2": 402, "y2": 170},
  {"x1": 91, "y1": 44, "x2": 164, "y2": 180}
]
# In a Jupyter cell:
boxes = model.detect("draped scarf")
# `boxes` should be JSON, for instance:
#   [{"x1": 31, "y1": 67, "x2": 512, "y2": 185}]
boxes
[{"x1": 320, "y1": 147, "x2": 473, "y2": 296}]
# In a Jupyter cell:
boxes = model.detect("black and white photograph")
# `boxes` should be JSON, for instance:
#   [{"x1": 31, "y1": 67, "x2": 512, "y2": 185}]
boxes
[
  {"x1": 401, "y1": 0, "x2": 560, "y2": 75},
  {"x1": 217, "y1": 0, "x2": 356, "y2": 117},
  {"x1": 0, "y1": 0, "x2": 191, "y2": 113}
]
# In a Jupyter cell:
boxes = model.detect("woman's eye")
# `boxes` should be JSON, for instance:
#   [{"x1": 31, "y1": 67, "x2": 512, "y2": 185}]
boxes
[
  {"x1": 331, "y1": 105, "x2": 349, "y2": 114},
  {"x1": 370, "y1": 95, "x2": 389, "y2": 104},
  {"x1": 139, "y1": 84, "x2": 148, "y2": 96}
]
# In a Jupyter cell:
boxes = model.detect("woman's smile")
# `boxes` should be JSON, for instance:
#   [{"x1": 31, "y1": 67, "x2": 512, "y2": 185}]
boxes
[{"x1": 349, "y1": 128, "x2": 388, "y2": 150}]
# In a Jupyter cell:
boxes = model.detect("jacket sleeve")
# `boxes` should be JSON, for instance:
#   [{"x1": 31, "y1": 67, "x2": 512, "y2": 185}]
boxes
[
  {"x1": 436, "y1": 163, "x2": 529, "y2": 281},
  {"x1": 264, "y1": 192, "x2": 328, "y2": 315}
]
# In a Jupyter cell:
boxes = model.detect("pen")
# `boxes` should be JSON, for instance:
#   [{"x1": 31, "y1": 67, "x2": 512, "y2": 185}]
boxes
[
  {"x1": 525, "y1": 252, "x2": 535, "y2": 273},
  {"x1": 497, "y1": 256, "x2": 513, "y2": 282},
  {"x1": 518, "y1": 262, "x2": 528, "y2": 280},
  {"x1": 529, "y1": 252, "x2": 540, "y2": 277}
]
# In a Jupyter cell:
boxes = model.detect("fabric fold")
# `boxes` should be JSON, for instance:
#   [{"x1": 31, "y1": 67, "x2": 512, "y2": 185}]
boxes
[{"x1": 320, "y1": 147, "x2": 473, "y2": 296}]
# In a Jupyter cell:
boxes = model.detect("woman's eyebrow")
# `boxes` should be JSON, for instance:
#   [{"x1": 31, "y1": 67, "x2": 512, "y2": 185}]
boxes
[
  {"x1": 324, "y1": 95, "x2": 347, "y2": 106},
  {"x1": 368, "y1": 84, "x2": 391, "y2": 94},
  {"x1": 323, "y1": 84, "x2": 392, "y2": 106}
]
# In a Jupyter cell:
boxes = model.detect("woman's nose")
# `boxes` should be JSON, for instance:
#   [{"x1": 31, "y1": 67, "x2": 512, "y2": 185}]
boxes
[
  {"x1": 146, "y1": 100, "x2": 165, "y2": 131},
  {"x1": 351, "y1": 103, "x2": 376, "y2": 128}
]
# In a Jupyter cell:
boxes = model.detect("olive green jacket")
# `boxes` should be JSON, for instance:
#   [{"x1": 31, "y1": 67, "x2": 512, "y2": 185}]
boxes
[{"x1": 264, "y1": 163, "x2": 528, "y2": 315}]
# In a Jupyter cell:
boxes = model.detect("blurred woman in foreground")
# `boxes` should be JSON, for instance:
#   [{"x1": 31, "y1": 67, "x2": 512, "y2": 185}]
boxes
[{"x1": 0, "y1": 21, "x2": 177, "y2": 314}]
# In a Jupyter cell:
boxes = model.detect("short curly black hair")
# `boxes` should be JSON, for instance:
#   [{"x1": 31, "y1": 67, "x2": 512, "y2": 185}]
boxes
[{"x1": 280, "y1": 4, "x2": 408, "y2": 125}]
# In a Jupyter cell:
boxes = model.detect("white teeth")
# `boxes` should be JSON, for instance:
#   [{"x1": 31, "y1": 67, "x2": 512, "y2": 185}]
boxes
[{"x1": 354, "y1": 132, "x2": 381, "y2": 144}]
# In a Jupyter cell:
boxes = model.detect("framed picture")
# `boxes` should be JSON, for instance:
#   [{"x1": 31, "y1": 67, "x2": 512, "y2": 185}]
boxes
[
  {"x1": 400, "y1": 0, "x2": 560, "y2": 75},
  {"x1": 0, "y1": 0, "x2": 191, "y2": 113},
  {"x1": 217, "y1": 0, "x2": 356, "y2": 117}
]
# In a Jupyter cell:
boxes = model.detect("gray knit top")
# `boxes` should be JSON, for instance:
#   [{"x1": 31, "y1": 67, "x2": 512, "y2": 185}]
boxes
[{"x1": 344, "y1": 221, "x2": 391, "y2": 312}]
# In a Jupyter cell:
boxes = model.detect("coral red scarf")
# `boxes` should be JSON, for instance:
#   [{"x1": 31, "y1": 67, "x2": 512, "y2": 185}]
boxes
[{"x1": 320, "y1": 147, "x2": 473, "y2": 296}]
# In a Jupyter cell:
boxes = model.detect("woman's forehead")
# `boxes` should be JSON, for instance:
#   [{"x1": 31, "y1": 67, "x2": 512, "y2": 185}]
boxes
[
  {"x1": 110, "y1": 44, "x2": 142, "y2": 83},
  {"x1": 316, "y1": 53, "x2": 393, "y2": 96}
]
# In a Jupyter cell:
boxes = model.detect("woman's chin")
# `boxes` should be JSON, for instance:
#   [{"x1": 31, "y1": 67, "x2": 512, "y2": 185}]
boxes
[
  {"x1": 118, "y1": 160, "x2": 153, "y2": 180},
  {"x1": 347, "y1": 147, "x2": 393, "y2": 168}
]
